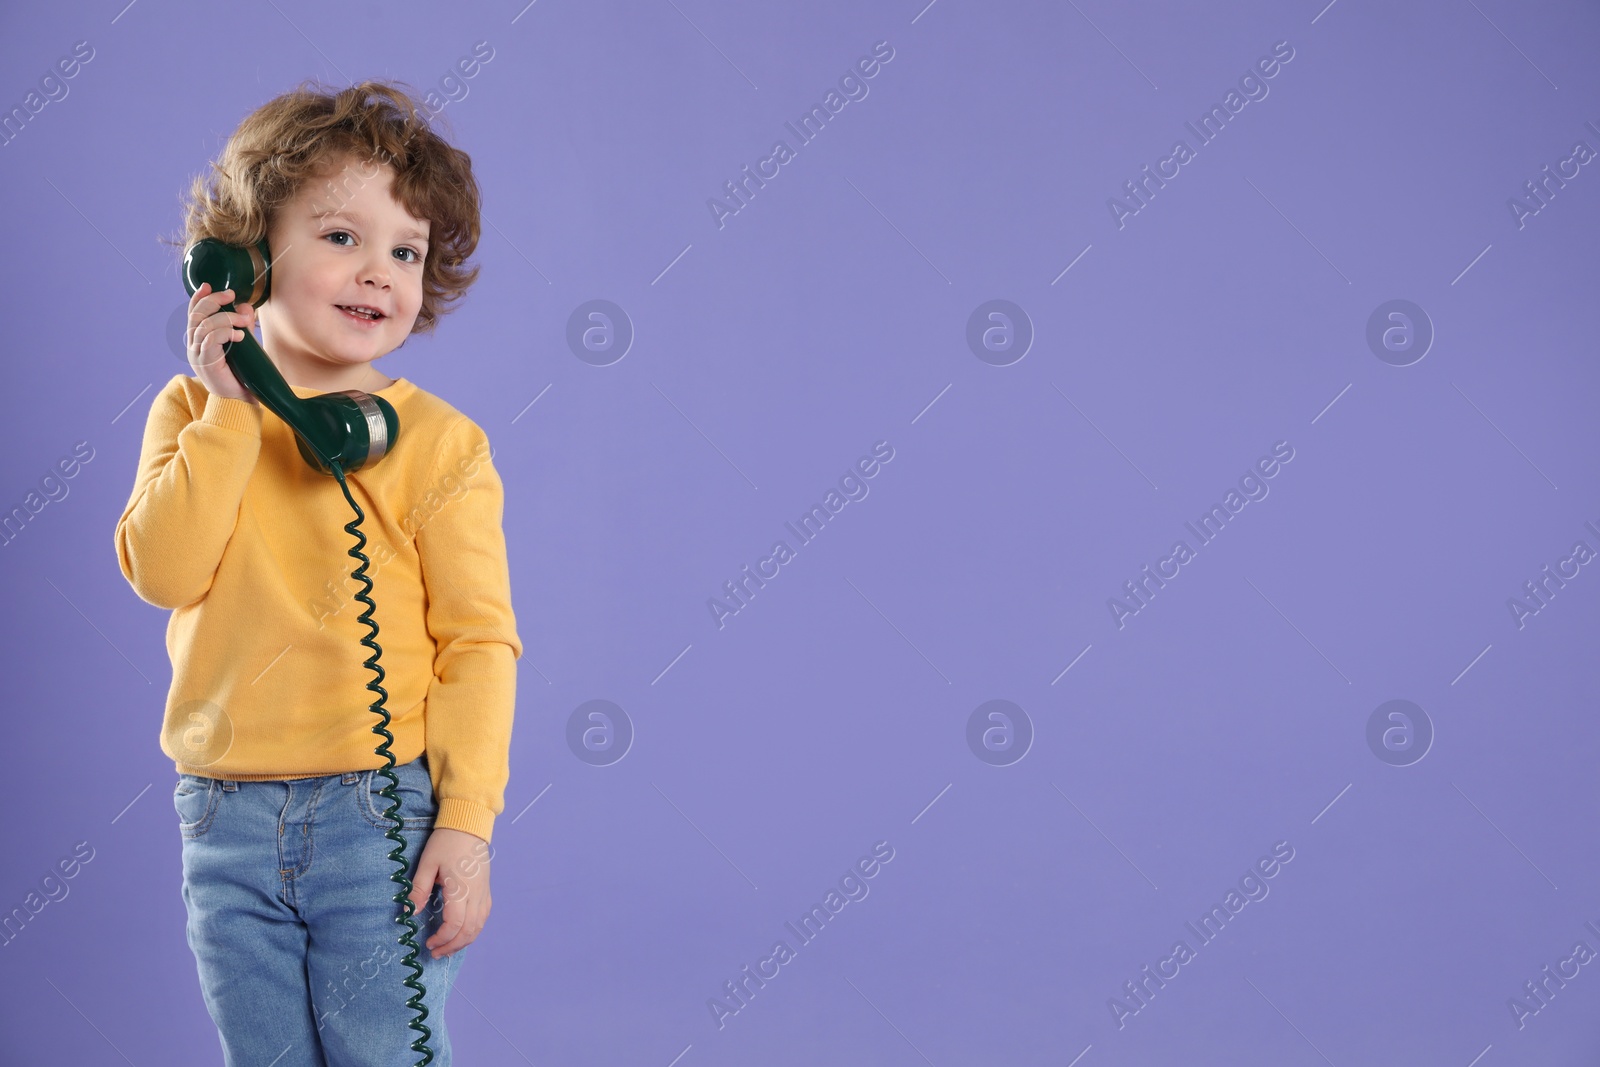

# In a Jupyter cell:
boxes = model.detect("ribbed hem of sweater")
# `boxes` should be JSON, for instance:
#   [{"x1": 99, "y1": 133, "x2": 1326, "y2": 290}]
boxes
[
  {"x1": 172, "y1": 762, "x2": 497, "y2": 843},
  {"x1": 436, "y1": 797, "x2": 496, "y2": 843},
  {"x1": 200, "y1": 392, "x2": 263, "y2": 434}
]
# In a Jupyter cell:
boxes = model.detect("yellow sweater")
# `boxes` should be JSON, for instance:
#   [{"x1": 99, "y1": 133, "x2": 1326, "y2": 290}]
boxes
[{"x1": 115, "y1": 374, "x2": 522, "y2": 843}]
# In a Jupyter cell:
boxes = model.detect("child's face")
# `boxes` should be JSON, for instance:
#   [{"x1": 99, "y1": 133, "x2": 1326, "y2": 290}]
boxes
[{"x1": 258, "y1": 154, "x2": 430, "y2": 378}]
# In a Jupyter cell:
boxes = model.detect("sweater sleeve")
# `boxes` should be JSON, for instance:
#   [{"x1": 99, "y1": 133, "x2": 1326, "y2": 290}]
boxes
[
  {"x1": 414, "y1": 417, "x2": 523, "y2": 844},
  {"x1": 114, "y1": 376, "x2": 263, "y2": 609}
]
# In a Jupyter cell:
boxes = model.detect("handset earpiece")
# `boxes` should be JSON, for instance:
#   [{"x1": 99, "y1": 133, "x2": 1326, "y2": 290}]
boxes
[{"x1": 181, "y1": 237, "x2": 400, "y2": 475}]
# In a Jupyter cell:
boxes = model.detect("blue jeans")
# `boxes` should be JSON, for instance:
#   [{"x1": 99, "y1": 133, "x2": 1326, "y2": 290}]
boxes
[{"x1": 175, "y1": 752, "x2": 467, "y2": 1066}]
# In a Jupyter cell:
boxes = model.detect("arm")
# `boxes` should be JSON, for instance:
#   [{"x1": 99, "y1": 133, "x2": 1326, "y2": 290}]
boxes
[
  {"x1": 114, "y1": 376, "x2": 263, "y2": 609},
  {"x1": 413, "y1": 417, "x2": 523, "y2": 845}
]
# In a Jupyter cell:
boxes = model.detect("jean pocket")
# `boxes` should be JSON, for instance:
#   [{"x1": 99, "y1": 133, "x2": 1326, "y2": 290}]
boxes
[
  {"x1": 173, "y1": 776, "x2": 219, "y2": 839},
  {"x1": 360, "y1": 759, "x2": 436, "y2": 833}
]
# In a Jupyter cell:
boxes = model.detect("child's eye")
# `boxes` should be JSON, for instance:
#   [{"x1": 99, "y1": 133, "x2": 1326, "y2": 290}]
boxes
[{"x1": 323, "y1": 231, "x2": 422, "y2": 263}]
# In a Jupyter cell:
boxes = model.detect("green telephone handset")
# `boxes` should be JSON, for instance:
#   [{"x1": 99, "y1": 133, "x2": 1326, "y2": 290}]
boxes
[
  {"x1": 181, "y1": 237, "x2": 437, "y2": 1065},
  {"x1": 180, "y1": 237, "x2": 400, "y2": 475}
]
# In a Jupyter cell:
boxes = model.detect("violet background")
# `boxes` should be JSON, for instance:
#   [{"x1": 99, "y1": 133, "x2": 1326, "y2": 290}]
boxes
[{"x1": 1, "y1": 0, "x2": 1598, "y2": 1064}]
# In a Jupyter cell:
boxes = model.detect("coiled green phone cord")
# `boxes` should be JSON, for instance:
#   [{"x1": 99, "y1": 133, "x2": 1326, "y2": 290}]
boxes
[{"x1": 331, "y1": 462, "x2": 434, "y2": 1067}]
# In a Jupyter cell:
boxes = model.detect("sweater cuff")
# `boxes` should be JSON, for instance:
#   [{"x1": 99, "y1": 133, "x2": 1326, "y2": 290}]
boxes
[
  {"x1": 435, "y1": 797, "x2": 496, "y2": 844},
  {"x1": 200, "y1": 392, "x2": 263, "y2": 435}
]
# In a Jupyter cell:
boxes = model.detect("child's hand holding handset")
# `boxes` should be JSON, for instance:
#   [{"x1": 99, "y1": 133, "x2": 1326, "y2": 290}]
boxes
[{"x1": 187, "y1": 281, "x2": 261, "y2": 404}]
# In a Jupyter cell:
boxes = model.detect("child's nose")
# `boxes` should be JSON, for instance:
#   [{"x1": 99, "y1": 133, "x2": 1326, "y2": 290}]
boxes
[{"x1": 357, "y1": 254, "x2": 392, "y2": 286}]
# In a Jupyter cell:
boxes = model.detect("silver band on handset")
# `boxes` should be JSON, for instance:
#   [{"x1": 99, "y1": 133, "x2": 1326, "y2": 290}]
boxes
[{"x1": 339, "y1": 391, "x2": 389, "y2": 463}]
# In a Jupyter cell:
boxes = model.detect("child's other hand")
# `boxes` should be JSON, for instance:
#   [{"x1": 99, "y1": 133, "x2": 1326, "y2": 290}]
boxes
[
  {"x1": 409, "y1": 826, "x2": 492, "y2": 959},
  {"x1": 187, "y1": 281, "x2": 261, "y2": 404}
]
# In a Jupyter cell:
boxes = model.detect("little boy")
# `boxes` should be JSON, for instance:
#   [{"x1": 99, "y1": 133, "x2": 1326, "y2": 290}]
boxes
[{"x1": 115, "y1": 80, "x2": 520, "y2": 1066}]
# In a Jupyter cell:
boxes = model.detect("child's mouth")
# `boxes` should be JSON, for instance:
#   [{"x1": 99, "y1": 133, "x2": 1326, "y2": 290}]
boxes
[{"x1": 336, "y1": 304, "x2": 385, "y2": 324}]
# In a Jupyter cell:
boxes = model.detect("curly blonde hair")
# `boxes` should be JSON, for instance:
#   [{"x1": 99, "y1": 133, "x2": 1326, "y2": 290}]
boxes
[{"x1": 166, "y1": 79, "x2": 481, "y2": 335}]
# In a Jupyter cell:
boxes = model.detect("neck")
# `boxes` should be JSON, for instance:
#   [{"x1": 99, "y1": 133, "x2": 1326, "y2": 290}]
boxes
[
  {"x1": 275, "y1": 360, "x2": 394, "y2": 395},
  {"x1": 258, "y1": 320, "x2": 394, "y2": 394}
]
